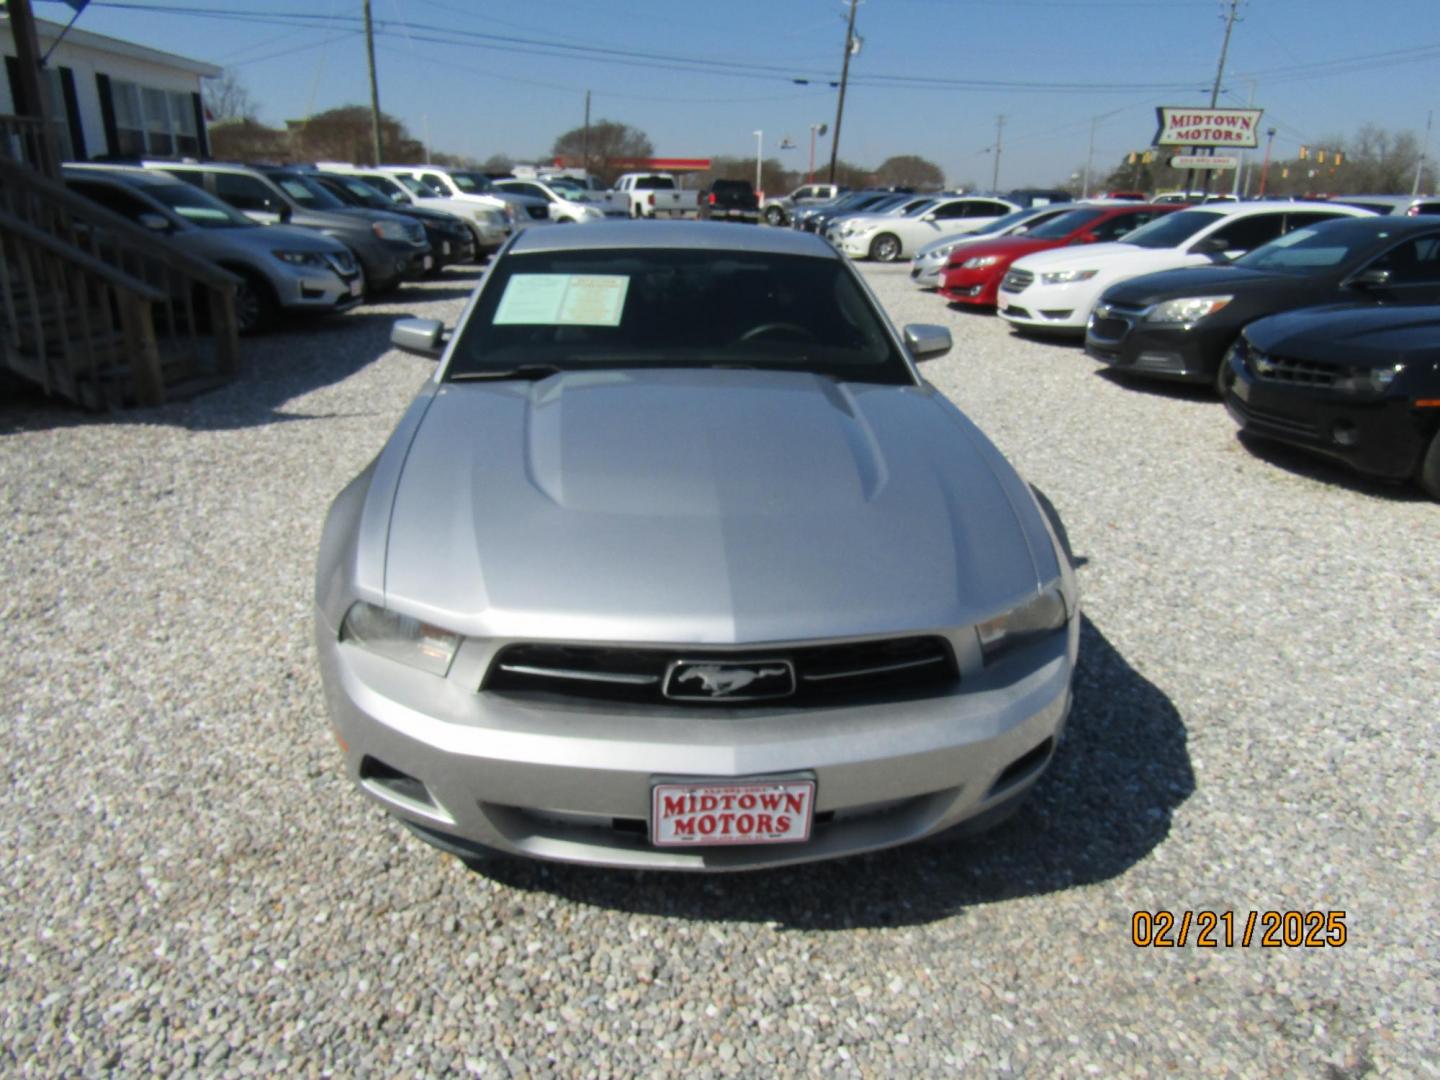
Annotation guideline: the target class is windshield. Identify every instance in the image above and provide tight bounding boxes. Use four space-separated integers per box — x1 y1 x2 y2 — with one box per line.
319 175 390 209
1026 208 1107 240
1233 220 1390 273
449 171 496 193
357 174 408 203
143 181 255 229
273 174 345 210
1121 209 1224 249
447 249 911 385
548 179 586 196
634 176 676 190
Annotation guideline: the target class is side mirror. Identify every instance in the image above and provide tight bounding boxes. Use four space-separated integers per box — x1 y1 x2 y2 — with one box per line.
1347 267 1392 289
922 212 937 222
137 212 170 232
391 317 445 355
903 323 952 362
1190 235 1230 256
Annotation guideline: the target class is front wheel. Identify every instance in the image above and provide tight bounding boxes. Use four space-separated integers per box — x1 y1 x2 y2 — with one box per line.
229 269 277 335
869 233 902 262
1418 428 1440 500
764 205 786 227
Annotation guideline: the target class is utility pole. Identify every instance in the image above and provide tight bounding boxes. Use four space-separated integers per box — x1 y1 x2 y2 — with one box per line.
1082 115 1099 199
828 0 859 184
1198 0 1242 197
992 115 1005 192
363 0 383 164
582 90 591 172
1413 110 1433 197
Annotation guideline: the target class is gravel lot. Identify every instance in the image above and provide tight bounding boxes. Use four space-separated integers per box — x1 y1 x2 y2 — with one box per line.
2 254 1436 1077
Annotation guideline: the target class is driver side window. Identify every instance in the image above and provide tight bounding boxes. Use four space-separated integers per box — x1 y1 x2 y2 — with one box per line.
1205 214 1285 253
214 173 277 212
1367 236 1440 284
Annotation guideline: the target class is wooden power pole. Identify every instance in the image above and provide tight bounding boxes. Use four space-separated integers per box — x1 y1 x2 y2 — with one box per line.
827 0 859 184
363 0 383 164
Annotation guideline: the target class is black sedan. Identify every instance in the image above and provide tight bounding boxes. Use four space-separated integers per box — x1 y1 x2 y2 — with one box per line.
1221 304 1440 498
1086 216 1440 393
312 172 475 273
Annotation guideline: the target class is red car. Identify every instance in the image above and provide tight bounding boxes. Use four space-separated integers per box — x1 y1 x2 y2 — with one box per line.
937 203 1177 308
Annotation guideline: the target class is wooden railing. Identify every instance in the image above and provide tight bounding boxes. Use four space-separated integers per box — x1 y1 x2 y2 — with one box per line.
0 154 242 408
0 113 64 179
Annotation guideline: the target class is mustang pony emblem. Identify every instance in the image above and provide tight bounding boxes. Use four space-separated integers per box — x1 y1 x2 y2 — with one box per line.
674 665 790 698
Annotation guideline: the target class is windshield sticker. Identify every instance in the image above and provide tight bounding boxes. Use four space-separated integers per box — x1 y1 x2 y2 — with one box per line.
494 274 629 326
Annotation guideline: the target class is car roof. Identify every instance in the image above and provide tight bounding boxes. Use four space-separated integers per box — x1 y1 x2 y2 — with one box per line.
1167 200 1372 218
65 163 177 187
508 220 841 258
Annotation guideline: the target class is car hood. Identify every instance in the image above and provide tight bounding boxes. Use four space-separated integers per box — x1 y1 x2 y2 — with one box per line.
382 369 1053 644
1245 303 1440 365
245 224 349 253
1101 265 1303 305
1013 240 1176 271
950 236 1065 263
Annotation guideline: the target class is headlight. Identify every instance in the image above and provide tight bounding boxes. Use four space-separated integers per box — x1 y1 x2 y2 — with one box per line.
976 587 1068 665
272 250 326 267
1144 296 1233 324
960 255 1002 270
584 206 604 219
371 220 409 241
928 244 956 261
1040 269 1099 285
339 601 461 676
1333 364 1404 395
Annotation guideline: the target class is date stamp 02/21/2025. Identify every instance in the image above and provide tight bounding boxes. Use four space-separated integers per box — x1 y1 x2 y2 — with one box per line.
1131 910 1348 949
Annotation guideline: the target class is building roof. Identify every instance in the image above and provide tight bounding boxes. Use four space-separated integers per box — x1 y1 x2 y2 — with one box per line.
1 15 222 78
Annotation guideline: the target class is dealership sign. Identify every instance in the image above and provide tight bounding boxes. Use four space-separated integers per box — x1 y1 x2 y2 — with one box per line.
1170 154 1240 170
1154 107 1264 148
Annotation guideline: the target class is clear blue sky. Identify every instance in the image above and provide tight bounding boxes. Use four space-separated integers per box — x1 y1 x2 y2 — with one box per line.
40 0 1440 187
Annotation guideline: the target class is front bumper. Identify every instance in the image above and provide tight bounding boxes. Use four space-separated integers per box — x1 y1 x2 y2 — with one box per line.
317 619 1078 871
910 258 945 288
1224 356 1435 480
271 260 364 312
997 280 1096 333
938 267 1003 307
1085 304 1230 383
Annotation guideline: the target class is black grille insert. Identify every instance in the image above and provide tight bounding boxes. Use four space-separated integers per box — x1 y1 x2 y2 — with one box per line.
484 636 958 706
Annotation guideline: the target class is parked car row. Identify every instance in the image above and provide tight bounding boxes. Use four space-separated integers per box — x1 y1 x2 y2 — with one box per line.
910 197 1440 498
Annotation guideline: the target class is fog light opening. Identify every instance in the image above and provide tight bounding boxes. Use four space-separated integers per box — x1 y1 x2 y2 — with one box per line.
360 755 437 810
1331 420 1359 447
989 737 1055 796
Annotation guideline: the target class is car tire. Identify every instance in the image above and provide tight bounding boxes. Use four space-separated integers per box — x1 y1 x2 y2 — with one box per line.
1418 428 1440 500
1214 338 1238 396
765 205 786 227
226 267 278 335
869 233 902 262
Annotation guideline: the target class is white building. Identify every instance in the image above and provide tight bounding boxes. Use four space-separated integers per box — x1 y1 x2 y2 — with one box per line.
1 14 219 161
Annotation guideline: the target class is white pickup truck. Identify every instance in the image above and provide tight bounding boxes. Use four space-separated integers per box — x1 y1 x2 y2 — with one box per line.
612 173 699 219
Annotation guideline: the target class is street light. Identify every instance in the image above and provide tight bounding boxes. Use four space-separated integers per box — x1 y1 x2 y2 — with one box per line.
753 130 763 194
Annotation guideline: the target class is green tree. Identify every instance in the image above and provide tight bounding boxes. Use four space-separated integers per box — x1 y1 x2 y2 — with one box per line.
208 118 289 163
873 154 944 189
288 105 424 165
551 120 653 182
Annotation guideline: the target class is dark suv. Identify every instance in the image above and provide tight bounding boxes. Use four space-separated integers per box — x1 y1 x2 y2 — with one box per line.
148 162 430 294
698 178 760 223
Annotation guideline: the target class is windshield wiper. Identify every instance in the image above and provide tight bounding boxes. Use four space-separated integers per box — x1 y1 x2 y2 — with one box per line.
449 364 563 382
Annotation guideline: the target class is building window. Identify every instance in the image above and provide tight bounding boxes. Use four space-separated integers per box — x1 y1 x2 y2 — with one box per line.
110 79 198 158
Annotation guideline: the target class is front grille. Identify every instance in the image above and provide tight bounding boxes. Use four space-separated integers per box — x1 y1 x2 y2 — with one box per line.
1001 268 1034 292
1089 316 1130 340
1246 350 1338 387
484 636 958 707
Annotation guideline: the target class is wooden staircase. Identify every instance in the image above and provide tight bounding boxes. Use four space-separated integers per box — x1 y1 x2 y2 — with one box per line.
0 122 242 410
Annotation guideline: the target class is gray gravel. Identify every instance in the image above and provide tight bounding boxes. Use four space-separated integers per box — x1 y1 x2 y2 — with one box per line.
2 258 1436 1077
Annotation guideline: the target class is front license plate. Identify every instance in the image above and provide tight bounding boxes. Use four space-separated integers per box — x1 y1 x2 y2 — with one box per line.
441 241 451 256
651 779 815 847
348 278 362 297
423 255 434 270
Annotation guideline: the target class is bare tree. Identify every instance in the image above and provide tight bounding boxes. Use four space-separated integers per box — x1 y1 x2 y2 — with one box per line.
551 120 652 182
202 70 256 123
873 154 945 190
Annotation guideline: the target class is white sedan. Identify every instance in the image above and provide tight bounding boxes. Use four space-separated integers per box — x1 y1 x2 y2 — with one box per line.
996 201 1374 335
910 204 1084 289
838 196 1020 262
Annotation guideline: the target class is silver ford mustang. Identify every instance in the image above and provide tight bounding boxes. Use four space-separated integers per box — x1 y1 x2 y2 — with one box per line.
316 221 1079 871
